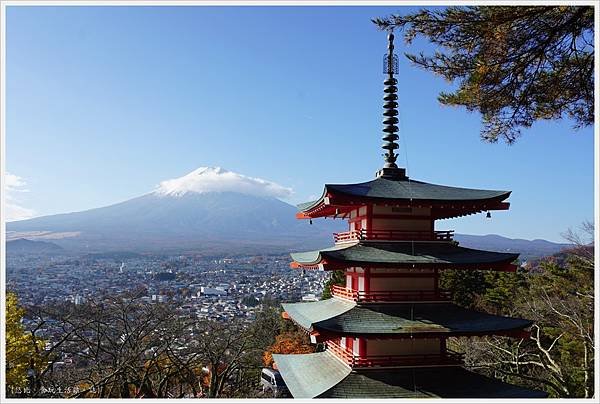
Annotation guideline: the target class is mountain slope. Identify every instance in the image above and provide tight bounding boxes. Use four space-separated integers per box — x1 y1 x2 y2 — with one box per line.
7 168 344 254
7 192 344 252
6 167 567 258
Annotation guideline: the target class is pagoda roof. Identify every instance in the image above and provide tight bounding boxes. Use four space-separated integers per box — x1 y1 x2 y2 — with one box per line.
320 366 547 398
283 299 532 336
272 352 351 398
274 352 546 398
297 176 511 219
290 241 518 271
282 296 355 330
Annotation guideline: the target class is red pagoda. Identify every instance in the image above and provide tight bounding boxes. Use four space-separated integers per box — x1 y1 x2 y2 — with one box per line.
272 33 546 399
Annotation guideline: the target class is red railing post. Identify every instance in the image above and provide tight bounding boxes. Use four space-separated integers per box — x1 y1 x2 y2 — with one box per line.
332 285 451 303
335 229 454 243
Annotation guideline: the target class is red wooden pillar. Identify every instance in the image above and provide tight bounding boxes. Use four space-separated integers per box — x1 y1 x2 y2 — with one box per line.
358 337 367 357
364 267 371 294
346 337 354 352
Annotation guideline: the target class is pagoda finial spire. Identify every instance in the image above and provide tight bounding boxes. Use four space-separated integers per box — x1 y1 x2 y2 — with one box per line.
376 31 407 180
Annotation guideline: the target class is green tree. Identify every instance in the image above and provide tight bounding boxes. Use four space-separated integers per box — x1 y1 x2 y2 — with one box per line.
440 269 487 308
373 6 594 143
321 270 345 300
479 269 528 314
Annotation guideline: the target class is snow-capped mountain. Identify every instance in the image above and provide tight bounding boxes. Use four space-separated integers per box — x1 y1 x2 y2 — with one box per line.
154 166 293 198
6 167 343 254
6 167 568 258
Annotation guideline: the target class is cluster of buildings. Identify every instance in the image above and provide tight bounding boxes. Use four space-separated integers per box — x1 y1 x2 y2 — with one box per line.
6 252 328 323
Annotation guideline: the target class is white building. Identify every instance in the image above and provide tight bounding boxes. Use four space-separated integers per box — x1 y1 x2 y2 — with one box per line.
200 287 227 296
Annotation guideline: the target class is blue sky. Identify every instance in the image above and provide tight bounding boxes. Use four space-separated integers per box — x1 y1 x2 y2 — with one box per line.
5 6 595 242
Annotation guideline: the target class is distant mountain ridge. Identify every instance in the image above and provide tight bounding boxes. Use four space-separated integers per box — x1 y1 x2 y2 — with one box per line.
6 167 569 259
454 234 570 261
6 238 64 254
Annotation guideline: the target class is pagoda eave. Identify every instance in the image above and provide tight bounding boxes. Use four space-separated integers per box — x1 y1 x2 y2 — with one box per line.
298 196 510 220
291 259 517 272
309 328 532 340
296 181 512 220
273 352 547 398
282 300 532 338
288 326 530 343
290 242 519 272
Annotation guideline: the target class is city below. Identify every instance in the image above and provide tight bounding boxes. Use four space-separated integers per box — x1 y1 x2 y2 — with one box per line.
7 250 326 323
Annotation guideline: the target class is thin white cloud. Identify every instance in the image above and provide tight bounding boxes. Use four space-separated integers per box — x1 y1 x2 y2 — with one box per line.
6 173 28 189
4 172 35 221
154 167 293 199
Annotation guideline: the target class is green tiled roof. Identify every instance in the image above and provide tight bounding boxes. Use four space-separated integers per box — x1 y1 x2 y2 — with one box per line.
297 200 318 211
282 298 355 330
317 367 548 398
275 352 546 398
312 302 532 335
273 352 351 398
299 176 510 211
291 241 518 267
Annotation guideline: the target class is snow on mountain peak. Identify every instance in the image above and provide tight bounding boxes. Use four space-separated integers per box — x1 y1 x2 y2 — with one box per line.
154 167 293 198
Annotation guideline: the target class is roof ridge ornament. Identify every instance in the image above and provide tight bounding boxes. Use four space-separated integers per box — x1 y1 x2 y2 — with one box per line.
376 31 408 181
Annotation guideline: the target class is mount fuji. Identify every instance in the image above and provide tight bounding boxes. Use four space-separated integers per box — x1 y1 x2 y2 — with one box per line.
6 167 344 254
6 167 569 258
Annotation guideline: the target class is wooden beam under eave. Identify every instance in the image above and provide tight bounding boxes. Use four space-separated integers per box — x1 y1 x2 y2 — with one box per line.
296 211 312 219
290 261 323 270
496 201 510 210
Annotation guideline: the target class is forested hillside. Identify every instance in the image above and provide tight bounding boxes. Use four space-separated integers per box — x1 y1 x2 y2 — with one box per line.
441 222 594 398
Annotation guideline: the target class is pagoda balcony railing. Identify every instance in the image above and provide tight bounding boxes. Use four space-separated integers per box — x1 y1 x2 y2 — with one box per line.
326 342 464 368
331 285 451 302
333 229 454 244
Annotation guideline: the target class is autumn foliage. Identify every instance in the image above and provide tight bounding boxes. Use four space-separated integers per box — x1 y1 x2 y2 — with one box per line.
262 332 315 367
5 292 45 390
